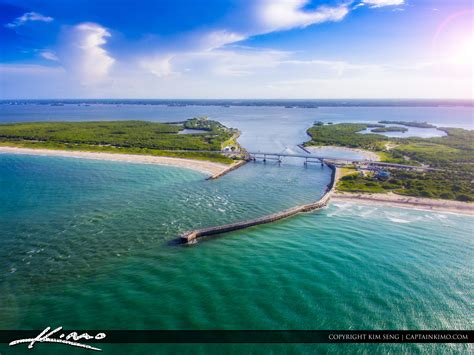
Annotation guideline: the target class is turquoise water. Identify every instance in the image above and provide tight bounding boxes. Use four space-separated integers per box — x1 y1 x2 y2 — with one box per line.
1 103 473 353
0 154 472 354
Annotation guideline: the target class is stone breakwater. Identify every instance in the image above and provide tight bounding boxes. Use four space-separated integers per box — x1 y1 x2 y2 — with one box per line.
180 164 337 243
207 160 247 180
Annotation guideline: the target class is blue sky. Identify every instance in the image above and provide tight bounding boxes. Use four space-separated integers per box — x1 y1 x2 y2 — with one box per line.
0 0 473 99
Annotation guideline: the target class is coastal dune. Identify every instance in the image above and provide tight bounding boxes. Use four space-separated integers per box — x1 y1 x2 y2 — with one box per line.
0 147 234 177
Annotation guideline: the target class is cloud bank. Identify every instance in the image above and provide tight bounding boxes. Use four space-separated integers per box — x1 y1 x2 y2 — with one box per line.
2 0 470 100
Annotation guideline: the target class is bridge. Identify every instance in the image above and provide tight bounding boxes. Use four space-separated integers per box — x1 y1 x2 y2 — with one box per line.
245 151 440 171
156 148 440 171
248 151 327 166
178 150 440 243
177 148 443 243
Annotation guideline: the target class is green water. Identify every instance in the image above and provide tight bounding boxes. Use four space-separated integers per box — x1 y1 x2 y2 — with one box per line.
0 154 472 354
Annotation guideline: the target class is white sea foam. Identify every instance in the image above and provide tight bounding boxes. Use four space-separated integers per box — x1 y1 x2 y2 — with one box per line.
387 217 411 224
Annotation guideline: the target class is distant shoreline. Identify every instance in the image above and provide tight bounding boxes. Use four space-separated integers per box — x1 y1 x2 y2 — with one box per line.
2 98 473 108
332 192 474 216
0 146 233 177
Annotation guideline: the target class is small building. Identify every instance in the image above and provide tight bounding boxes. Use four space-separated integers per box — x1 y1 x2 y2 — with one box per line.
375 170 391 180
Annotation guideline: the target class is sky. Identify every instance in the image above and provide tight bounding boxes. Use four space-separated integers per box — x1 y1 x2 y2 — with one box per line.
0 0 473 99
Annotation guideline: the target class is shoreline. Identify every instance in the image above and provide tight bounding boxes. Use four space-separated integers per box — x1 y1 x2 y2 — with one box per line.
332 192 474 216
0 146 234 177
304 145 380 161
2 146 472 216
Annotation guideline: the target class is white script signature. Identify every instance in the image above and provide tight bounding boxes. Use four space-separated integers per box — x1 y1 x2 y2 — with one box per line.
9 326 106 351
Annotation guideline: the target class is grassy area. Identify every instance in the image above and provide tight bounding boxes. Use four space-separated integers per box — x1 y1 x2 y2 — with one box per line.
0 140 235 164
0 119 236 150
305 123 388 150
0 119 240 164
338 170 474 201
305 123 474 167
305 122 474 201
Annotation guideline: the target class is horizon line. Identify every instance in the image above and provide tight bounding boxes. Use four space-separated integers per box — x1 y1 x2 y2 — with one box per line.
1 98 473 101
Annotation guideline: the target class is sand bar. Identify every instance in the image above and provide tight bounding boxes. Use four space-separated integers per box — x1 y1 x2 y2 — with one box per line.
0 147 232 177
332 192 474 216
305 145 380 161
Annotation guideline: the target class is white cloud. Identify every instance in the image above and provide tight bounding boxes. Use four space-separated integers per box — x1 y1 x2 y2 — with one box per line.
6 0 468 99
188 48 290 77
60 23 115 85
201 30 246 50
282 59 383 77
140 55 178 77
136 1 351 80
2 58 471 99
361 0 405 8
255 0 349 33
40 50 59 61
139 47 288 78
5 12 53 28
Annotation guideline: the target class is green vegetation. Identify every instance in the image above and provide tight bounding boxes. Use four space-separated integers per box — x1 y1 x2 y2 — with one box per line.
305 123 388 150
338 170 473 202
305 123 474 168
394 128 474 169
0 119 241 164
378 120 436 128
0 120 233 150
371 126 408 133
305 122 474 201
183 117 229 133
184 117 241 151
0 140 233 164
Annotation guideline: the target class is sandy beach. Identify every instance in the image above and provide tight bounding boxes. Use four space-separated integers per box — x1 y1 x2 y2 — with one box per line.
305 145 380 161
332 192 474 216
0 147 233 177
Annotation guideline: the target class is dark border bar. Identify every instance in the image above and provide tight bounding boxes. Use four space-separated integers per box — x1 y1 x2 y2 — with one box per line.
1 330 472 344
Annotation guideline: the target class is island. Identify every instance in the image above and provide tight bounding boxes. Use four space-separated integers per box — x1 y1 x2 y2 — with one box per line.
304 122 474 203
378 120 437 128
370 126 408 133
0 117 245 178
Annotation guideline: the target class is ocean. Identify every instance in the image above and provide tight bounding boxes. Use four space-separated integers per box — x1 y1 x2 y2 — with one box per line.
0 101 472 353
